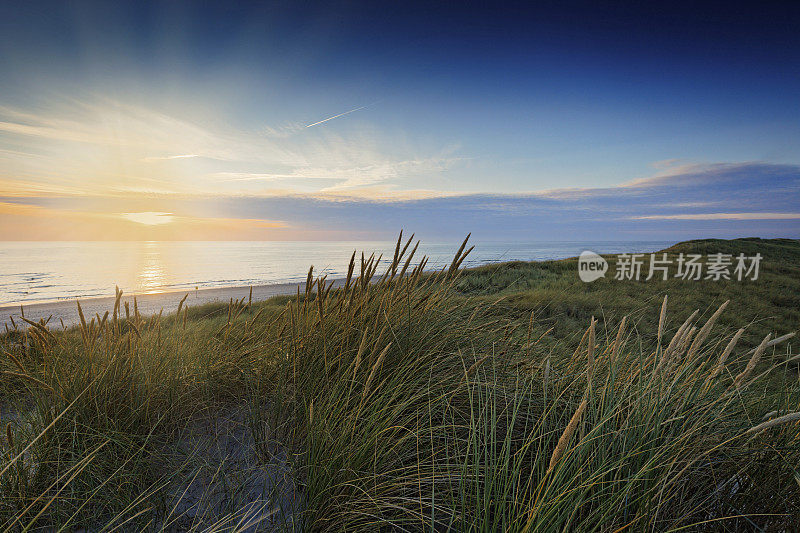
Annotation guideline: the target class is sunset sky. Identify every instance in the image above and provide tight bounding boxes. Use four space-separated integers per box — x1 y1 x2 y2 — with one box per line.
1 1 798 241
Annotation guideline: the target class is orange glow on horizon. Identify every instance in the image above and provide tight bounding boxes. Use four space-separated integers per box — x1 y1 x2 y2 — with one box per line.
0 201 291 240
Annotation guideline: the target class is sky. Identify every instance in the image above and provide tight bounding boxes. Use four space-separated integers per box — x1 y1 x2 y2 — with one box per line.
0 0 798 241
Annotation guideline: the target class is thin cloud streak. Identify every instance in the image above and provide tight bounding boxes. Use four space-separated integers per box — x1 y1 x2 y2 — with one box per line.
631 212 800 220
214 172 303 182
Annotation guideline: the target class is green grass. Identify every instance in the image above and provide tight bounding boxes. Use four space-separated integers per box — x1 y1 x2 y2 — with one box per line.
456 237 800 349
1 236 798 531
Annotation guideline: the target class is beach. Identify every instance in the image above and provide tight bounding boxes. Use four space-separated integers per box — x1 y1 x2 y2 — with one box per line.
0 241 673 308
0 280 344 330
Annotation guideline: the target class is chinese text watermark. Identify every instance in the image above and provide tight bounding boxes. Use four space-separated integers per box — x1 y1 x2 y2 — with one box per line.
579 252 761 282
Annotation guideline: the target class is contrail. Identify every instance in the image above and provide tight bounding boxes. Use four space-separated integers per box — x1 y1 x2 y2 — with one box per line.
305 104 371 128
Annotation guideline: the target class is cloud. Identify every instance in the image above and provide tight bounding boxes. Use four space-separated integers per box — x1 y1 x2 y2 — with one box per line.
631 213 800 220
0 97 459 196
210 156 462 191
121 212 175 225
1 161 798 241
213 172 333 182
195 161 800 240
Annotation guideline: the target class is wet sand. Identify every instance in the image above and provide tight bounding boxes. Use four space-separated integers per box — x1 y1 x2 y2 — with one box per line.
1 280 344 330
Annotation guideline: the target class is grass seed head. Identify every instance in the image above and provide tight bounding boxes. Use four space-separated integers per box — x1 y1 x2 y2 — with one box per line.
547 396 589 475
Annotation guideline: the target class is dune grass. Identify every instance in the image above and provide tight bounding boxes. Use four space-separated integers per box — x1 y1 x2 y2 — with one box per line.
1 235 798 531
455 238 800 351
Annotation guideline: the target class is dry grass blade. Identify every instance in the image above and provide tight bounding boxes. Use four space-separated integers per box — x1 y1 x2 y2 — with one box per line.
352 328 370 380
760 410 785 423
361 342 392 402
587 317 596 372
447 233 473 278
397 240 420 281
676 326 697 358
734 333 771 389
547 396 589 475
741 332 796 357
399 232 415 258
112 288 122 329
610 316 627 363
20 317 50 335
571 327 592 361
389 230 404 279
4 350 26 372
305 266 314 297
747 411 800 436
543 355 550 385
464 354 491 379
686 300 729 359
659 309 699 368
657 294 668 346
3 371 55 393
344 250 356 293
177 293 189 316
76 300 87 332
710 328 744 379
97 311 109 332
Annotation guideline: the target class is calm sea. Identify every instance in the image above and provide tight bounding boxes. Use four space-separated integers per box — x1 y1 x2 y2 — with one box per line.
0 240 673 306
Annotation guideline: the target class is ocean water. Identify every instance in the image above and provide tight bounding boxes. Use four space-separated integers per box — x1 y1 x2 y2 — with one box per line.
0 240 673 306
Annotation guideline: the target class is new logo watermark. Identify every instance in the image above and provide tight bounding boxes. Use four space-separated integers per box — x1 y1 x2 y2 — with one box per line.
578 252 762 282
578 251 608 282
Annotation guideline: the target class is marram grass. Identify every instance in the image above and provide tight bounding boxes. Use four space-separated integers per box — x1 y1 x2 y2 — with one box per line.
0 234 798 531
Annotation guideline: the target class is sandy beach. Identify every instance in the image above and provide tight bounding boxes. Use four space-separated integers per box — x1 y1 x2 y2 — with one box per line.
0 280 344 331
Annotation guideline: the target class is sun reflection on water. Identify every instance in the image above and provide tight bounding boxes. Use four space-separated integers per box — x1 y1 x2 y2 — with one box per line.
137 241 166 293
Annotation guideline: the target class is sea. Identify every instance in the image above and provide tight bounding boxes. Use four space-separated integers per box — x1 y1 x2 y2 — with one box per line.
0 240 673 306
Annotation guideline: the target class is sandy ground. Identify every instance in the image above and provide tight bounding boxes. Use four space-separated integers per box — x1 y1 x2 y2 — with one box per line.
1 280 345 331
159 404 301 531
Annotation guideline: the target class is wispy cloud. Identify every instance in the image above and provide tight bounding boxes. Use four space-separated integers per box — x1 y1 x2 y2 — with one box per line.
210 155 462 191
0 97 455 197
213 172 331 182
120 211 175 225
631 212 800 220
4 162 798 241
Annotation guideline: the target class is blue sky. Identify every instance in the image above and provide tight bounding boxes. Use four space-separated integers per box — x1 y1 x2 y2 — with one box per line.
0 1 798 240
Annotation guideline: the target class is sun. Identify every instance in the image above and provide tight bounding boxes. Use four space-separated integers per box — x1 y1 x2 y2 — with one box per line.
121 212 175 225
